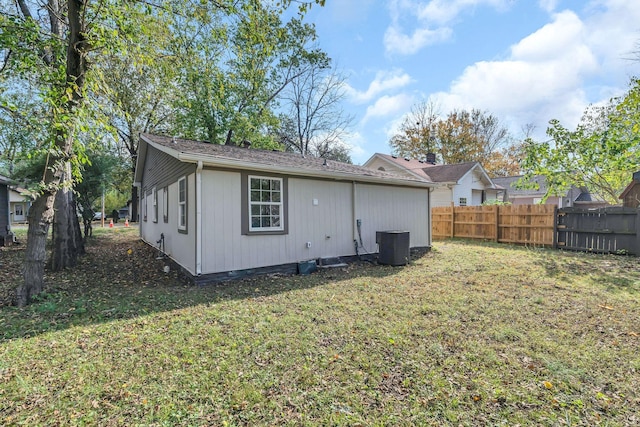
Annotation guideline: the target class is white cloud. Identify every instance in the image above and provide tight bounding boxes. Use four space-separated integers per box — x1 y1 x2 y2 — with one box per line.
362 93 415 123
384 26 452 56
346 69 414 103
538 0 559 13
427 4 640 139
384 0 513 55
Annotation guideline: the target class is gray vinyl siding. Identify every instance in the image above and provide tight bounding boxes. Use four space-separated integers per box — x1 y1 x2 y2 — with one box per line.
141 145 196 191
0 184 8 237
140 174 196 274
200 171 354 274
199 170 430 275
355 183 430 250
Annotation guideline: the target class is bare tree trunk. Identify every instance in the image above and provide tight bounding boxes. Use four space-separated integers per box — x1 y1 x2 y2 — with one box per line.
16 191 56 307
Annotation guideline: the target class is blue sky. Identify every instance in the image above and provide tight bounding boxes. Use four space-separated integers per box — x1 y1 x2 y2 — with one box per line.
305 0 640 164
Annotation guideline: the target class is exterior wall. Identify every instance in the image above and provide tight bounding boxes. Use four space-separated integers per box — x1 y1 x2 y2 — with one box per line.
431 186 453 207
196 170 431 275
355 183 430 251
622 183 640 208
200 172 355 274
0 184 9 238
140 146 432 276
9 190 28 223
140 176 196 274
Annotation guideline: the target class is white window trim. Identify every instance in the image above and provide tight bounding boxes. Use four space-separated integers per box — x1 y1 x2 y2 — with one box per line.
163 187 169 223
152 187 158 223
248 175 284 232
142 188 148 222
178 177 187 231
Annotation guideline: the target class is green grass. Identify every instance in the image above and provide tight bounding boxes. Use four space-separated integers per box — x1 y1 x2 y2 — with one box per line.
1 232 639 426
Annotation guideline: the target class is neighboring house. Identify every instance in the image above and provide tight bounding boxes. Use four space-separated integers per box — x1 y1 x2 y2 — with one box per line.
492 175 608 208
619 171 640 208
134 134 435 282
0 175 12 246
9 186 30 224
363 153 500 207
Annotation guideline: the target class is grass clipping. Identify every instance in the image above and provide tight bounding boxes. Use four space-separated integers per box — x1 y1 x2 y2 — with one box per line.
1 230 640 426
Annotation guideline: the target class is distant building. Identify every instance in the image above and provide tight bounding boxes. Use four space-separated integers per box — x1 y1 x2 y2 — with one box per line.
619 171 640 208
363 154 500 207
492 175 608 209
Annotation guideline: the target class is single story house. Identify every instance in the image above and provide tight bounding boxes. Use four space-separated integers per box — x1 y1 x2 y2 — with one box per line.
9 186 30 224
0 175 12 246
134 134 436 283
619 171 640 208
492 175 608 208
363 153 500 207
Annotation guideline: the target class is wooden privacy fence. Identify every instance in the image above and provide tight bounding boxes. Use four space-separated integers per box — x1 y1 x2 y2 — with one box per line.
432 204 556 246
556 207 640 255
432 204 640 254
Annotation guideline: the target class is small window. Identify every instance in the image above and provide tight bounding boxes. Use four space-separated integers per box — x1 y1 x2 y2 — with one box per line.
15 204 23 216
142 188 148 221
249 176 283 232
378 166 385 171
163 187 169 223
178 177 187 231
459 197 467 206
152 187 158 223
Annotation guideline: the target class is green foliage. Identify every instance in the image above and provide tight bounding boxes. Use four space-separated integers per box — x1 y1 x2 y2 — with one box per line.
522 78 640 204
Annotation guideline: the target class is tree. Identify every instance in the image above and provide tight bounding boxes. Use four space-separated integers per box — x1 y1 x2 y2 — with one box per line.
171 1 328 148
75 152 124 238
96 54 177 222
390 105 512 169
277 64 353 162
521 78 640 204
436 109 509 165
2 0 326 305
389 100 440 161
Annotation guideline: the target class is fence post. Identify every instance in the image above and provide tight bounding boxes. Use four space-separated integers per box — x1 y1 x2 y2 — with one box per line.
635 209 640 255
450 201 455 238
494 204 499 242
553 206 559 249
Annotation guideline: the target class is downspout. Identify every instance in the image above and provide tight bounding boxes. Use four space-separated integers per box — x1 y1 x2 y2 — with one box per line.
195 161 203 275
352 181 358 254
428 187 433 247
133 182 141 237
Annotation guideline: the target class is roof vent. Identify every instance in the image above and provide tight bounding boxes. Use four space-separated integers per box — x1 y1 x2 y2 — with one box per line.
425 153 436 164
404 157 410 161
172 136 177 144
241 140 252 148
391 155 397 159
323 158 327 166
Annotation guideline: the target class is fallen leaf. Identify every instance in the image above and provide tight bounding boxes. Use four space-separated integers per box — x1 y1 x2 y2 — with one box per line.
543 381 553 390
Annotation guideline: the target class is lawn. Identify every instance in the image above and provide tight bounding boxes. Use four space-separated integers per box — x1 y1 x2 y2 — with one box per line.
1 228 639 426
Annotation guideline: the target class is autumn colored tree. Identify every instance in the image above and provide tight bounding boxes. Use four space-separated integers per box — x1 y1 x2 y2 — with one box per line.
390 105 514 172
389 100 440 161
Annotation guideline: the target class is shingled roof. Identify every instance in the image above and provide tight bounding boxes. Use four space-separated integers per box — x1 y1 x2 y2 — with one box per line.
369 154 488 184
137 134 434 187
